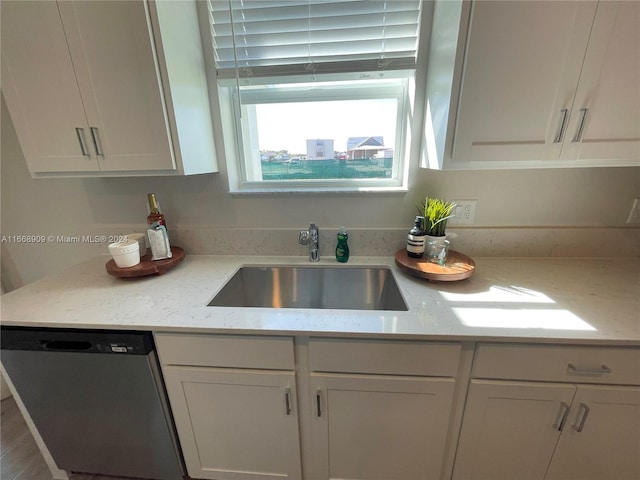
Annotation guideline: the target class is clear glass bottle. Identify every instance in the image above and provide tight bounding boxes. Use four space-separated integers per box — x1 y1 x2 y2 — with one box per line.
406 216 425 258
147 193 167 230
335 226 350 263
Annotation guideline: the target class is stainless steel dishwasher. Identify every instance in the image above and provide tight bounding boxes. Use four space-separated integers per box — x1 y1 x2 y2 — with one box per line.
0 327 185 480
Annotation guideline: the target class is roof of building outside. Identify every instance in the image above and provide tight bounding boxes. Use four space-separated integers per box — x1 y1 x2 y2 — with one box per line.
347 136 384 150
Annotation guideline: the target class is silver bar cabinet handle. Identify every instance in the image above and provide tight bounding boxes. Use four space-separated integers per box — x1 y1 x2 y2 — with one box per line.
568 363 612 375
554 109 569 143
75 128 90 156
90 127 104 156
572 108 588 142
572 403 590 432
316 389 322 417
284 388 292 415
553 402 570 431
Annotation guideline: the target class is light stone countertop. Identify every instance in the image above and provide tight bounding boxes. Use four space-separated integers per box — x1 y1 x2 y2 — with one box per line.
1 254 638 346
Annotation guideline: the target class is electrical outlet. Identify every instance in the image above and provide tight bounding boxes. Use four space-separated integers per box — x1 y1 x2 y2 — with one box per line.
449 200 477 225
627 198 640 224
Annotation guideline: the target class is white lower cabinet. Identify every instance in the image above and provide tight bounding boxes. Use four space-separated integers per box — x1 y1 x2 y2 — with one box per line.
162 367 302 480
452 380 576 480
452 344 640 480
545 385 640 480
155 333 302 480
310 373 456 480
156 333 638 480
307 337 461 480
155 333 462 480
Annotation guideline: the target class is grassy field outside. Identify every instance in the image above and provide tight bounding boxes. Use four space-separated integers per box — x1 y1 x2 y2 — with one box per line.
261 158 392 180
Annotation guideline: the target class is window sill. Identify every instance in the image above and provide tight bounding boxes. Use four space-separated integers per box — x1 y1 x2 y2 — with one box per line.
227 185 409 196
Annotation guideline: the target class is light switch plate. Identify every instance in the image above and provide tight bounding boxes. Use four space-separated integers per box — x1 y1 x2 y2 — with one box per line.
449 200 477 225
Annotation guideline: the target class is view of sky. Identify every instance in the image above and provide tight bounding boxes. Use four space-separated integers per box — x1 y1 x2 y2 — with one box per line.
254 98 397 154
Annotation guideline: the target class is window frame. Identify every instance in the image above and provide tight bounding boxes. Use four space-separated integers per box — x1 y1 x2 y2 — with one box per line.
219 76 414 193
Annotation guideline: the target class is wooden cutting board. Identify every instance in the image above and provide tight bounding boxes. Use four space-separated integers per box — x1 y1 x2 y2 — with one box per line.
394 248 475 282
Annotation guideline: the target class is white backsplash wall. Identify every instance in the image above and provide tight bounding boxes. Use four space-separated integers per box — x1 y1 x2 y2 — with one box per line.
2 98 639 288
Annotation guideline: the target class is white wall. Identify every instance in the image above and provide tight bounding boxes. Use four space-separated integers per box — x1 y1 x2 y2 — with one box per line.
2 97 639 287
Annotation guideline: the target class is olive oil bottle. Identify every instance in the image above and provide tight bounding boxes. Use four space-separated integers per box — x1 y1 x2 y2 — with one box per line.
147 193 167 230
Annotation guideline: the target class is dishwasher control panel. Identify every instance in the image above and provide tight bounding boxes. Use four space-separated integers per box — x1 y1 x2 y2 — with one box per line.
1 327 154 355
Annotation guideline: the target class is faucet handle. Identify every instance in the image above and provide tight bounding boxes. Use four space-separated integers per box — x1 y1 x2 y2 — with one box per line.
299 230 310 245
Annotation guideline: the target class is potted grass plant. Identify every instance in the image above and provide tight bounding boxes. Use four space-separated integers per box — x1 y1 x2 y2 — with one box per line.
418 197 456 264
419 197 457 237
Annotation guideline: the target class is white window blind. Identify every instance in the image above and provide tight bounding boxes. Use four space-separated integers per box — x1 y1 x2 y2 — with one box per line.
208 0 423 80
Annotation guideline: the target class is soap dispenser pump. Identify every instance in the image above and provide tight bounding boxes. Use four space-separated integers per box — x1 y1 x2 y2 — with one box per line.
335 226 350 263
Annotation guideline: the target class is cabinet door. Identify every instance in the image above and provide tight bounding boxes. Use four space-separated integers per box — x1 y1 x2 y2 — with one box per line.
452 380 576 480
310 373 456 480
58 1 175 172
545 385 640 480
0 1 98 173
451 1 597 167
163 366 302 480
560 1 640 165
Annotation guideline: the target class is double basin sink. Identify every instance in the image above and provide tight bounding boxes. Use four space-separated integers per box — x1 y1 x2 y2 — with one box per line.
208 266 408 311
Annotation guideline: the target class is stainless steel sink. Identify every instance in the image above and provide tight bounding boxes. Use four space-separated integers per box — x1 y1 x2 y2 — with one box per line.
208 266 408 311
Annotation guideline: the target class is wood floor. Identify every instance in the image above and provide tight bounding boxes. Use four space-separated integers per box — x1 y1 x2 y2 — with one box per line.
1 397 136 480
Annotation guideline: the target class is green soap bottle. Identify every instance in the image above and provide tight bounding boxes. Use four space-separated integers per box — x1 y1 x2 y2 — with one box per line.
335 226 350 263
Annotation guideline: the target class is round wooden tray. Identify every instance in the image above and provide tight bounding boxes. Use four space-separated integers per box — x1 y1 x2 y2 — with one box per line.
394 248 475 282
106 246 185 278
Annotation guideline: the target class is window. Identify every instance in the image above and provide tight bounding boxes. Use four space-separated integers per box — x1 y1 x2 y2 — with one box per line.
208 0 424 192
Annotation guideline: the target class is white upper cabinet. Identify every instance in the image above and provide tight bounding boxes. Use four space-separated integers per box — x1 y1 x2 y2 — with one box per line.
559 1 640 164
423 0 640 170
1 1 98 173
1 0 218 177
452 1 596 167
57 1 174 173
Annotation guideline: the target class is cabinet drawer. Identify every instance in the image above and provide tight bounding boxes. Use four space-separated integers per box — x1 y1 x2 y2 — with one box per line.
309 338 461 377
473 344 640 385
155 333 294 370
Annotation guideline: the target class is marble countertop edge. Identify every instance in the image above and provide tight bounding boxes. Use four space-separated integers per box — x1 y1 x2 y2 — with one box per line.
1 254 638 347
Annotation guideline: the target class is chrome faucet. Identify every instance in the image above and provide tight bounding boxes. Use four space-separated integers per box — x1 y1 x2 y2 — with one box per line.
299 223 320 262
